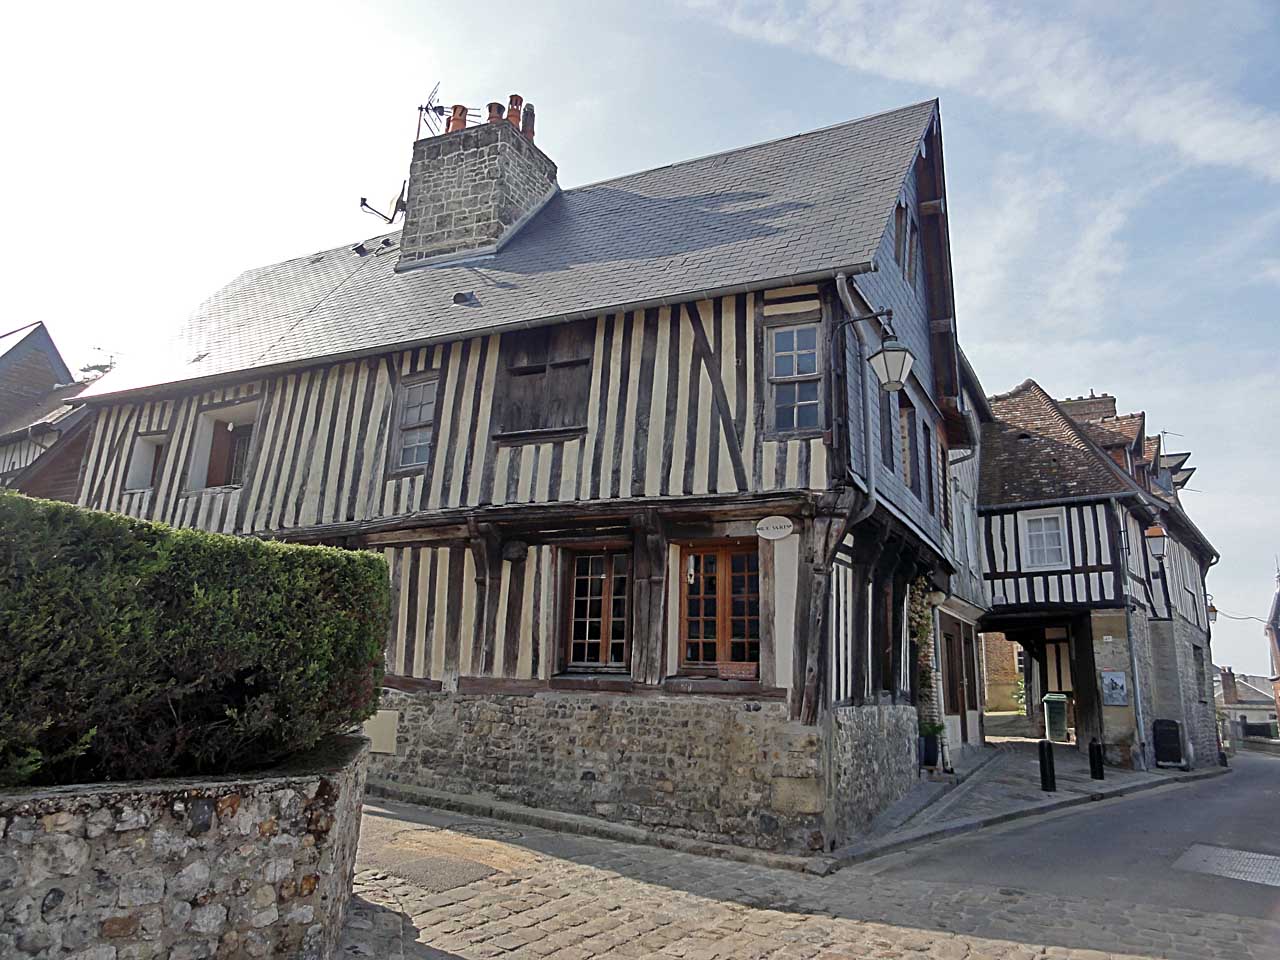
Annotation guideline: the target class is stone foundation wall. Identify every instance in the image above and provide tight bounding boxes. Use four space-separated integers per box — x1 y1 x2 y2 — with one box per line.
823 704 918 848
0 735 368 960
369 690 830 853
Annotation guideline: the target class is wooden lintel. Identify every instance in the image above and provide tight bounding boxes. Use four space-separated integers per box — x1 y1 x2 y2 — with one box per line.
929 317 955 334
920 197 945 217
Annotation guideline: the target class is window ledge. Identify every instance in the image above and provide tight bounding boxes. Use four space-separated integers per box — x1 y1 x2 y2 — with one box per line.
762 429 825 443
382 675 444 694
180 483 243 497
661 677 785 698
493 426 587 446
549 674 634 693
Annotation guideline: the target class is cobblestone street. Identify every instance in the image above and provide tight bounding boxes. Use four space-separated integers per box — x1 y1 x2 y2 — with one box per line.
339 798 1280 960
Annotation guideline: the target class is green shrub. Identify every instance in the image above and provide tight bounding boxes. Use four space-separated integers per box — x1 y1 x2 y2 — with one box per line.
0 493 388 787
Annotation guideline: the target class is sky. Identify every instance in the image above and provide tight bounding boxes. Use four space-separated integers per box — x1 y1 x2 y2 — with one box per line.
3 0 1277 673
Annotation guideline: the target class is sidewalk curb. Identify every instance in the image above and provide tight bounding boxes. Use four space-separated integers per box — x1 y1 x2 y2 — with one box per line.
858 747 1005 840
825 764 1231 871
366 778 827 876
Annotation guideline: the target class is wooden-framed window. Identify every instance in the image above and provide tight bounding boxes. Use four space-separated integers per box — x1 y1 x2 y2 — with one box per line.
878 389 895 467
124 434 167 491
899 393 920 497
393 375 438 470
565 550 630 670
922 423 935 514
495 319 594 440
767 323 822 434
206 422 253 487
1018 507 1068 570
680 544 760 673
940 434 952 529
906 219 919 286
893 202 907 266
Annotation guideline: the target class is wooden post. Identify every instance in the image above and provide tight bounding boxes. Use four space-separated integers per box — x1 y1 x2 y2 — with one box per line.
467 518 503 677
799 488 859 724
630 509 667 686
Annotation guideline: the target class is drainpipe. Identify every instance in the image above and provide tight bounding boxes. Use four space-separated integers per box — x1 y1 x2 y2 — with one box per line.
1120 519 1151 771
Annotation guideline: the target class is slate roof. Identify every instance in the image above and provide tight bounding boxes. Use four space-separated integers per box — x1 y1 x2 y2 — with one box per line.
82 100 940 401
1214 669 1276 705
979 380 1135 506
0 381 90 441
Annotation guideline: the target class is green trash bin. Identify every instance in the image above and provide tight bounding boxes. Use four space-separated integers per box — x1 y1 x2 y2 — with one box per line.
1043 693 1069 742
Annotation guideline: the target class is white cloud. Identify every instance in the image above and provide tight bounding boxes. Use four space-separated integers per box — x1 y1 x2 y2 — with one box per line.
685 0 1280 182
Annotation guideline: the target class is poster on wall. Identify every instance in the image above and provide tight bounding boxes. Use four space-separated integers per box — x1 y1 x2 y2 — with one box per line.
1101 670 1128 706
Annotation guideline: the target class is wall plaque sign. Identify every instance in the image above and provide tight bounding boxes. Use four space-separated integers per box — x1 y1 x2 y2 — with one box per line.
755 516 794 541
1101 670 1128 706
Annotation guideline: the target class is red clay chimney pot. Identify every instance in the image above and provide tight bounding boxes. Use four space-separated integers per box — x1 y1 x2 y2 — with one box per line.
506 94 523 128
446 104 468 134
486 102 505 124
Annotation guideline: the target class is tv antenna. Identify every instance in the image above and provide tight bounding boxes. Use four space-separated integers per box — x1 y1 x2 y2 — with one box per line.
417 82 446 139
360 180 406 225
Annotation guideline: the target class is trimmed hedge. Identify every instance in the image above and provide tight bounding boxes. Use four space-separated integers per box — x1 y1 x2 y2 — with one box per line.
0 493 388 787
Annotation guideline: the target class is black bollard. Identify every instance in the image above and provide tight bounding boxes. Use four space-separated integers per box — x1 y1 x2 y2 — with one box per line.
1038 738 1056 792
1089 738 1105 780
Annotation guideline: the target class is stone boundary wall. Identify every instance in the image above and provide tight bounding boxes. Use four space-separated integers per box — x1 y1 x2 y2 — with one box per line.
368 690 831 854
824 704 918 848
0 735 368 960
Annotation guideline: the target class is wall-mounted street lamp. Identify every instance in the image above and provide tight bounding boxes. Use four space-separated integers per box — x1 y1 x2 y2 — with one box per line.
867 332 915 393
1206 595 1218 623
1144 522 1169 561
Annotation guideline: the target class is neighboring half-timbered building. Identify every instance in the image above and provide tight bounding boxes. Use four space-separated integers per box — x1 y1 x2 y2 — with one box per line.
0 322 92 502
74 97 977 853
978 381 1218 769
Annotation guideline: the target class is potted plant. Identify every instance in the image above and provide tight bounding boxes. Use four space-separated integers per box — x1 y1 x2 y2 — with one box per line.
919 720 945 768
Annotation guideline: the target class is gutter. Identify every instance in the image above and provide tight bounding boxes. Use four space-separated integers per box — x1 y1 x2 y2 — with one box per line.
80 261 880 406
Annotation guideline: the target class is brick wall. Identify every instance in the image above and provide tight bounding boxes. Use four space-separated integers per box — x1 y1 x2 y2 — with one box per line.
983 634 1019 683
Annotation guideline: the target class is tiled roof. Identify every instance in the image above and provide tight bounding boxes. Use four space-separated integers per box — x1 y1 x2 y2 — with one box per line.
1143 435 1160 463
979 380 1135 506
1078 413 1143 450
82 100 940 401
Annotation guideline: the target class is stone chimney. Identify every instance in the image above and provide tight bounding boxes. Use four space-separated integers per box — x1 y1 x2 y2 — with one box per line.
1221 666 1240 704
1059 392 1117 423
396 94 558 271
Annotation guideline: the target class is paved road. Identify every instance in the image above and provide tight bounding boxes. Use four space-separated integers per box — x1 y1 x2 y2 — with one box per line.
861 750 1280 922
340 759 1280 960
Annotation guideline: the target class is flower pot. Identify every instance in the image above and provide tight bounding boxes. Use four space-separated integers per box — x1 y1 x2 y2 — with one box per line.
717 662 759 681
920 733 940 768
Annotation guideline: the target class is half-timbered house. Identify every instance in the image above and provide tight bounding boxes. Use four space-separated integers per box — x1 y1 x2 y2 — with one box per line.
0 322 92 502
74 97 977 853
978 382 1218 769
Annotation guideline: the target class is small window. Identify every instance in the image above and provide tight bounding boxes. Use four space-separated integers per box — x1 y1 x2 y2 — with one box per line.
565 551 630 670
879 390 895 467
1020 509 1067 569
681 545 760 674
768 323 822 434
205 423 253 487
1015 647 1026 673
940 436 952 529
124 435 167 491
186 399 259 491
906 220 919 285
922 423 935 513
899 394 920 497
1193 645 1207 702
495 320 594 439
394 377 437 470
893 202 907 266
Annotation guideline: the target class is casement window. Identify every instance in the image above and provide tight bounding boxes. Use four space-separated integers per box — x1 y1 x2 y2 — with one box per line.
393 376 438 470
906 220 919 286
495 319 594 439
680 544 760 674
879 390 895 467
767 323 822 434
899 393 920 497
124 434 167 490
186 399 259 491
940 434 952 529
1019 507 1068 570
922 423 935 513
565 551 630 670
894 202 907 266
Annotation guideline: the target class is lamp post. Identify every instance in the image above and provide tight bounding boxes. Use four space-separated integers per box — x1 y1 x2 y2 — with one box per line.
867 333 915 392
1144 522 1168 561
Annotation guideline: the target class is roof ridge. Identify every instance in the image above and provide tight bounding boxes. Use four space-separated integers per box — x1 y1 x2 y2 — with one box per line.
1032 384 1157 502
565 99 939 194
0 320 42 340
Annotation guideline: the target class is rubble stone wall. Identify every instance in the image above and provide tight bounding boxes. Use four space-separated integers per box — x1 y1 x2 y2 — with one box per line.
823 704 918 847
0 736 368 960
368 689 832 854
